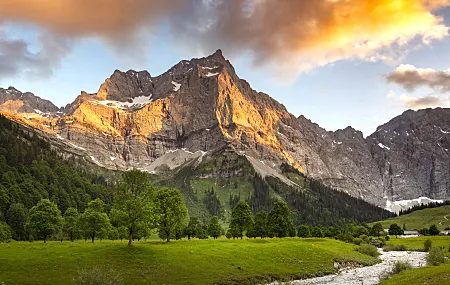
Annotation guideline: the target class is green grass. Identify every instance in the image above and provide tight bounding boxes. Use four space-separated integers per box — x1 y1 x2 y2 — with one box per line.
0 238 379 285
371 205 450 231
379 261 450 285
386 236 450 251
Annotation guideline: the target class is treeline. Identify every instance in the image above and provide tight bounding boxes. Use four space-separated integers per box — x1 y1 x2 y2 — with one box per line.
0 170 192 243
0 183 393 244
0 114 115 224
399 200 450 216
267 164 396 226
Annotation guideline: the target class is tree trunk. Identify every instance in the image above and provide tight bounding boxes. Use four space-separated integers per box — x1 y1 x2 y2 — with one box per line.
44 234 47 243
128 230 133 246
91 233 95 243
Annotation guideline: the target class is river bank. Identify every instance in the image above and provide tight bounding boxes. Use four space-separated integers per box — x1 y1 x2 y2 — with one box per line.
269 249 427 285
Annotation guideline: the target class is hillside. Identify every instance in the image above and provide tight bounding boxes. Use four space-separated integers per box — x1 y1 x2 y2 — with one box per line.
371 205 450 231
0 114 117 230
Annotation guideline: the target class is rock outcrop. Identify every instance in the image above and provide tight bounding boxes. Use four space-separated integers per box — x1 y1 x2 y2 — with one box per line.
1 50 450 207
0 87 61 115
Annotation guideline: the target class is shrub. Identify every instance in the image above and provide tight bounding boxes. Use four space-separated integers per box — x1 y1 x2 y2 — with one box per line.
426 247 445 266
369 239 385 248
353 238 362 245
379 261 413 282
359 234 369 243
424 239 432 252
73 267 123 285
385 236 390 241
383 244 407 252
391 261 413 274
356 244 381 257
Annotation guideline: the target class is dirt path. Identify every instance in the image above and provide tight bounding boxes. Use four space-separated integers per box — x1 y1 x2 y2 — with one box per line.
268 250 426 285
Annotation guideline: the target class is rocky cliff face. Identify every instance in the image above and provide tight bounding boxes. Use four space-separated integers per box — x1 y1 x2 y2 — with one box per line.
1 50 450 207
367 109 450 201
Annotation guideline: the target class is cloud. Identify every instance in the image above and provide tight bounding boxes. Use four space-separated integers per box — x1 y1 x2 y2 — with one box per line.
386 64 450 92
0 28 72 79
387 90 450 109
173 0 450 80
0 0 449 79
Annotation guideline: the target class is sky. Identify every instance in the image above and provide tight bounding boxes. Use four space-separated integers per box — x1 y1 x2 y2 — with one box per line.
1 0 450 136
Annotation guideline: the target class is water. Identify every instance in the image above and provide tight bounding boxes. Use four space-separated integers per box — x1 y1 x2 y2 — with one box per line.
269 250 426 285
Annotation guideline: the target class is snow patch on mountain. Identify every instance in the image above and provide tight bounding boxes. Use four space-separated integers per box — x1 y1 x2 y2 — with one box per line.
386 197 444 213
89 95 153 110
172 81 181 92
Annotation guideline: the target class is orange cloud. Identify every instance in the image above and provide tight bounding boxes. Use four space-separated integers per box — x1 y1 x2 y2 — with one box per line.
0 0 185 39
0 0 449 79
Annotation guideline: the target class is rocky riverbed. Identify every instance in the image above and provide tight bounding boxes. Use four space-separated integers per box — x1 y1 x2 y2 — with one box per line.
269 250 427 285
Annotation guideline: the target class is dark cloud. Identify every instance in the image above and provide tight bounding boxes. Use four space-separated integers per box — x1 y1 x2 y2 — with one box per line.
386 64 450 93
0 29 71 80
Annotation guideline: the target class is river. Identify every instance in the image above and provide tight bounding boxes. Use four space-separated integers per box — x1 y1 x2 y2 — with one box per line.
269 249 427 285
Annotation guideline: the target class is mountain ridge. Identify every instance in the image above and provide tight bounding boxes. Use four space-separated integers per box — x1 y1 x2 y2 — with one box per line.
1 49 449 208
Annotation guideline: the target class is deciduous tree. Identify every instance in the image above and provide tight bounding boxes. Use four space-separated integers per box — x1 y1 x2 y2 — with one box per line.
63 207 79 242
297 225 311 238
27 199 63 243
78 199 110 243
388 223 403 238
253 210 268 239
229 201 253 239
429 224 440 236
110 170 155 245
155 188 188 242
6 203 27 240
207 216 222 239
267 201 292 238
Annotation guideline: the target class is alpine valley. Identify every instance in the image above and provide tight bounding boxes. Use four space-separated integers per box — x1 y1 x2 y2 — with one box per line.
1 50 449 220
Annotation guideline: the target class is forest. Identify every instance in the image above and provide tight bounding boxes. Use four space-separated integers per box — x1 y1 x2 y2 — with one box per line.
0 114 395 243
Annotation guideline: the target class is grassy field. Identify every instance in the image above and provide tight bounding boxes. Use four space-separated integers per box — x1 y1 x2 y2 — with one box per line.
386 235 450 251
371 205 450 231
0 238 379 285
379 261 450 285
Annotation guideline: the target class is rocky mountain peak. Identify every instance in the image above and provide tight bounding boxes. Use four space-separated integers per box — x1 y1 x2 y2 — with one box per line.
0 87 60 115
96 69 154 102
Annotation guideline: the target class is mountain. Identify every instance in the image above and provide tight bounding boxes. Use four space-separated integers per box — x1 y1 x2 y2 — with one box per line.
0 87 61 116
1 50 449 212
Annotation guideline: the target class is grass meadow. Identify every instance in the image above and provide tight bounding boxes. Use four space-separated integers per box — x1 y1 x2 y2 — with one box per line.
0 238 378 285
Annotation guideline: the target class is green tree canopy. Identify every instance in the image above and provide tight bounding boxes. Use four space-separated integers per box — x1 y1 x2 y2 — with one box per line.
6 203 28 241
155 188 188 242
429 224 440 236
63 207 79 242
253 210 268 239
0 221 12 242
370 223 383 237
184 217 203 240
267 201 292 238
388 223 404 237
110 170 155 245
207 216 222 239
229 201 253 239
297 225 311 238
78 198 110 243
27 199 63 243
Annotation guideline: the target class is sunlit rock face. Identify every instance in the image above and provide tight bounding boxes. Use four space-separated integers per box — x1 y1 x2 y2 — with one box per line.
1 50 450 207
